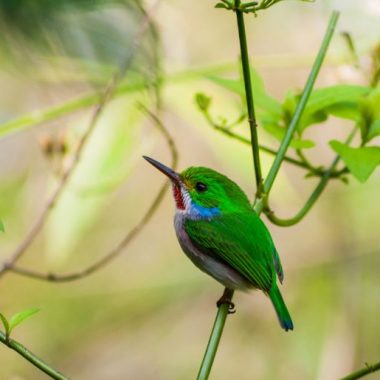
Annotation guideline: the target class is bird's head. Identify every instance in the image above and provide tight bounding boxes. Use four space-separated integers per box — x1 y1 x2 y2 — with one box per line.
144 156 251 214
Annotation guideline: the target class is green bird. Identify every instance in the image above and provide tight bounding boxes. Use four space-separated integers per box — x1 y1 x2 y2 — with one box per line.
144 156 293 331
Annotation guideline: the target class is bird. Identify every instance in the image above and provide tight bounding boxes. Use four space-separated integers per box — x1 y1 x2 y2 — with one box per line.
143 156 293 331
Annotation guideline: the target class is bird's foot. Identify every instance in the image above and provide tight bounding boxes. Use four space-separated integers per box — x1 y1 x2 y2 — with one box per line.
216 297 236 314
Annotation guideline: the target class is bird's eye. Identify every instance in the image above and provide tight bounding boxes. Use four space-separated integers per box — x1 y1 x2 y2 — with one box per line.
195 182 208 193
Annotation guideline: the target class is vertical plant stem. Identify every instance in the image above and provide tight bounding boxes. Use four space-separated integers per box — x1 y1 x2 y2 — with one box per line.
261 11 340 196
197 3 262 378
235 0 263 194
197 288 234 380
197 10 340 380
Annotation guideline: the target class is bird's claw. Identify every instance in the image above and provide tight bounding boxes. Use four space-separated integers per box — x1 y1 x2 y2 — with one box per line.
216 297 236 314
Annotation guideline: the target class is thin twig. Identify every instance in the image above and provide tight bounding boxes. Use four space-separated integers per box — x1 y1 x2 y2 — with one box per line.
211 123 347 176
0 0 161 277
7 108 177 282
0 330 68 380
340 361 380 380
264 126 356 226
259 11 340 201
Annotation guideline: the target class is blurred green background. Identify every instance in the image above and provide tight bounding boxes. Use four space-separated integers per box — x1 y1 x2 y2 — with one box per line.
0 0 379 379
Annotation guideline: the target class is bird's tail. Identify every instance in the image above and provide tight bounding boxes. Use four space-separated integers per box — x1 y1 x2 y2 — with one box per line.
269 284 294 332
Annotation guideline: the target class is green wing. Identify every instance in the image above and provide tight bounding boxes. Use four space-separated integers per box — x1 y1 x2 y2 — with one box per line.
184 212 282 291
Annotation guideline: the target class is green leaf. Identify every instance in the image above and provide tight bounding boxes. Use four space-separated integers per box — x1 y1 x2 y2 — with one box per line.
358 89 380 143
195 93 211 111
0 220 4 232
9 308 40 335
0 313 10 337
367 118 380 141
306 85 371 116
261 120 315 149
207 66 282 116
295 85 372 131
324 102 362 121
215 3 230 9
46 96 140 261
329 140 380 183
207 75 243 95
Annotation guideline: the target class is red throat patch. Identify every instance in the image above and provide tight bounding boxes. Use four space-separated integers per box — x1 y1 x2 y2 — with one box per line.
173 185 185 210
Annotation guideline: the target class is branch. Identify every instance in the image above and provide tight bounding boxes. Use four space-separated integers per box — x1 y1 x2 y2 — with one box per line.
211 123 347 176
235 0 263 194
0 0 161 277
340 362 380 380
264 126 356 226
260 11 340 201
197 10 340 380
0 331 68 380
5 108 177 282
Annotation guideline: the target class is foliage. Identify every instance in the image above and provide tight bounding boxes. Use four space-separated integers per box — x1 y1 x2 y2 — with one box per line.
0 308 40 340
196 70 380 183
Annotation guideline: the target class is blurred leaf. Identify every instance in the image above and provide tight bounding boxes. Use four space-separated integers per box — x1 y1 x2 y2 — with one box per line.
207 66 282 115
46 95 142 261
261 119 315 149
296 85 371 131
330 140 380 183
358 89 380 143
0 0 160 85
195 93 211 111
0 175 26 229
215 2 231 10
305 85 371 116
0 220 4 232
0 75 148 139
367 119 380 141
9 308 40 335
0 313 10 336
324 102 362 121
207 75 243 94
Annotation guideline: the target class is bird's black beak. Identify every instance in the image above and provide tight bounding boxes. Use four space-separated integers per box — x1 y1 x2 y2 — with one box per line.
143 156 181 185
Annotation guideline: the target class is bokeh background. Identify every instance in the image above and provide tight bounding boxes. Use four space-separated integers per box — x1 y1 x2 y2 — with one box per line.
0 0 379 379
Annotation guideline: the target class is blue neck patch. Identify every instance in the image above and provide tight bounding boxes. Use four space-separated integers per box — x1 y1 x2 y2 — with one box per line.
188 201 220 220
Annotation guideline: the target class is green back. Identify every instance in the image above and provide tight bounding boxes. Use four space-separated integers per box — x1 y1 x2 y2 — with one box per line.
184 210 283 291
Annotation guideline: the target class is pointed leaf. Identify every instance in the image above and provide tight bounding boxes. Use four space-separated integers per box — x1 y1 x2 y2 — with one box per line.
261 119 315 149
367 119 380 141
207 75 243 95
207 66 282 116
0 313 10 336
329 141 380 183
9 308 40 334
215 3 229 9
295 85 372 131
195 93 211 111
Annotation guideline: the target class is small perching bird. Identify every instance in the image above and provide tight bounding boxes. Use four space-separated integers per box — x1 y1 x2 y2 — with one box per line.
144 156 293 331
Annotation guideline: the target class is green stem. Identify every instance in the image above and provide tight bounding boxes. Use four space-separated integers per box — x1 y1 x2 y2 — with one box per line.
197 11 340 380
235 0 263 194
340 362 380 380
196 289 234 380
265 166 335 226
0 331 68 380
261 11 340 196
0 53 345 139
264 125 356 226
210 123 347 175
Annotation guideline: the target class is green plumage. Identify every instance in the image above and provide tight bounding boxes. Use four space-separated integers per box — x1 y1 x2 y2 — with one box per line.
184 211 292 331
144 157 294 331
